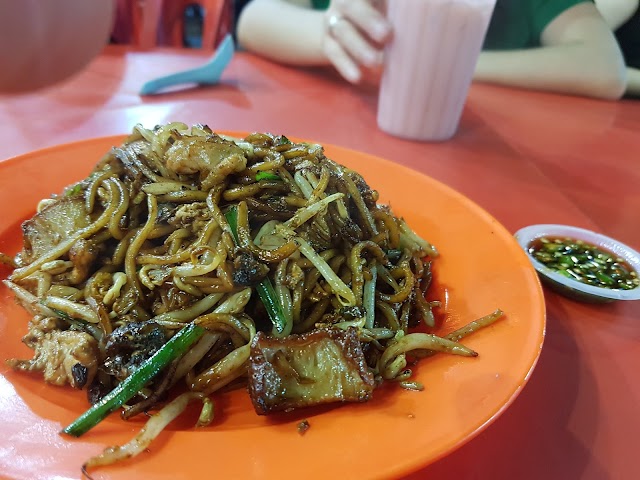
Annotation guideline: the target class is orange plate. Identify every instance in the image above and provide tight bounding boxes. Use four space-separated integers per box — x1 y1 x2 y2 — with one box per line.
0 136 545 480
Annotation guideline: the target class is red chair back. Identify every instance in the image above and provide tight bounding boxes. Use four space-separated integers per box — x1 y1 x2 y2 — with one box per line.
112 0 232 50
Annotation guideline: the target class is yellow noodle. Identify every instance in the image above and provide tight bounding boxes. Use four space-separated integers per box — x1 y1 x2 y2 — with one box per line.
137 218 218 265
124 194 158 301
195 313 253 342
156 191 209 203
246 150 285 173
85 170 117 213
373 209 401 249
107 177 130 240
292 297 330 333
309 167 330 202
172 289 252 383
379 261 415 304
172 275 204 296
348 241 388 306
236 201 298 263
151 293 225 324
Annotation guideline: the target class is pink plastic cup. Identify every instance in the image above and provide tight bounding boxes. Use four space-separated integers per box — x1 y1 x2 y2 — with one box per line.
377 0 496 141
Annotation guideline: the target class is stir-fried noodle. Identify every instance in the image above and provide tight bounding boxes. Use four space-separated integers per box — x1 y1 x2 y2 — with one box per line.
2 124 503 470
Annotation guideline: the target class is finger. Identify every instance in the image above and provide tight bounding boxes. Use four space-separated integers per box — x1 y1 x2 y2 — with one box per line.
331 17 382 68
323 35 362 83
334 0 391 43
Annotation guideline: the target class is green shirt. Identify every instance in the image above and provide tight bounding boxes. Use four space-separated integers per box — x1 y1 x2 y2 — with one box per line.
308 0 590 49
311 0 329 10
483 0 592 49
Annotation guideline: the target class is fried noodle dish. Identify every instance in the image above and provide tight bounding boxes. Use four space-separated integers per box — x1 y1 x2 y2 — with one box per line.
1 124 503 471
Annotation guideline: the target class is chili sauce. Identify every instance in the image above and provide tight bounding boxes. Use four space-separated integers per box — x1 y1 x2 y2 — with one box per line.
529 236 639 290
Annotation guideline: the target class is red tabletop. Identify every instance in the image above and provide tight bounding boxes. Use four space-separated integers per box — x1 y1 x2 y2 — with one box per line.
1 46 639 479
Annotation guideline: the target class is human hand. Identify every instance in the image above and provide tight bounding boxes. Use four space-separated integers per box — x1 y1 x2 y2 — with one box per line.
322 0 392 83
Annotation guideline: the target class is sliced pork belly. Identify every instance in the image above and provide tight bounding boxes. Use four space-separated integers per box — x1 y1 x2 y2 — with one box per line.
248 328 375 415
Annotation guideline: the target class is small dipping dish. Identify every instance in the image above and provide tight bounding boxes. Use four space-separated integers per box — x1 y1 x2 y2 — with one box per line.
514 224 640 303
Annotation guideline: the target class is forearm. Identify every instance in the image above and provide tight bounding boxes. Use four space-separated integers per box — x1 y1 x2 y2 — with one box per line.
625 67 640 96
474 43 626 100
475 2 627 100
594 0 639 29
237 0 328 66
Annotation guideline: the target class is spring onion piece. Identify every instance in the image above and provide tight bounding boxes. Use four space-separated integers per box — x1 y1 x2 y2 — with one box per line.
62 323 205 437
225 206 239 243
225 207 289 335
255 172 281 181
256 280 288 335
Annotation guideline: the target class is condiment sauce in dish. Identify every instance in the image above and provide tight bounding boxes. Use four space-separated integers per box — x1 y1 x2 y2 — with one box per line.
528 236 639 291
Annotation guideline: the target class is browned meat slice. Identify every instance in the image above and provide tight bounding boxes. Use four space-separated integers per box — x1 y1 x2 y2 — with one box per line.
21 315 64 347
7 322 99 389
103 321 168 381
165 136 247 185
20 196 91 264
248 328 375 415
91 146 126 174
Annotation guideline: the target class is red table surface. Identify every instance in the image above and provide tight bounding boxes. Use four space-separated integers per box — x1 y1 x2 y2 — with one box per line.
1 46 639 480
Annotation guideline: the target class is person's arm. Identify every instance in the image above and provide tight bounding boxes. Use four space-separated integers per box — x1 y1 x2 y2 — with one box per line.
236 0 390 83
594 0 640 96
237 0 325 64
625 69 640 95
594 0 639 28
474 2 627 99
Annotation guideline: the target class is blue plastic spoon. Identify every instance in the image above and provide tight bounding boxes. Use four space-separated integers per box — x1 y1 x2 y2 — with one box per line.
139 34 234 95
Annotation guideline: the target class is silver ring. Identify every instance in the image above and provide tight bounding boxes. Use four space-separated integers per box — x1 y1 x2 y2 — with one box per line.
327 13 344 36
